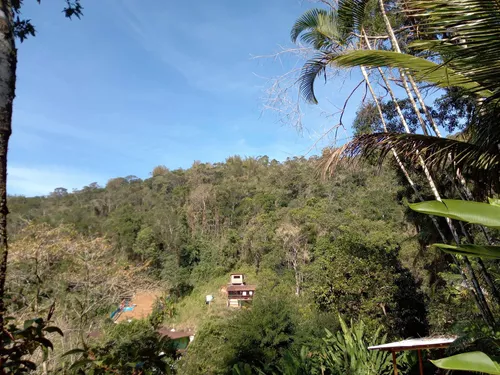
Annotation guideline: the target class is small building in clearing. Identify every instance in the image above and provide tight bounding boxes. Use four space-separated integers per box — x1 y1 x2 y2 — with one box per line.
158 327 194 351
227 273 256 308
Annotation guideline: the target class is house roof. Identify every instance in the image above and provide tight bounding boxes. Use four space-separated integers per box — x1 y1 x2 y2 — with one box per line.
368 336 456 352
227 284 256 292
158 328 194 340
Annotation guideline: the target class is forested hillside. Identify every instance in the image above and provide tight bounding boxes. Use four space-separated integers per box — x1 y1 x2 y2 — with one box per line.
1 0 500 372
5 156 480 373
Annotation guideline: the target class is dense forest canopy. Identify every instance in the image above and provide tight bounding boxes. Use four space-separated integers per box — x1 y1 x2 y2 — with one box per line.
5 155 489 373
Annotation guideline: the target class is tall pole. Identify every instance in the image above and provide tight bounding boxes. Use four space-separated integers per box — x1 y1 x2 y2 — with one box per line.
392 351 398 375
418 349 424 375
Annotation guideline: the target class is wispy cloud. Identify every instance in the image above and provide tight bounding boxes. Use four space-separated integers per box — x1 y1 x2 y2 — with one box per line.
8 165 106 196
116 0 259 95
14 109 95 141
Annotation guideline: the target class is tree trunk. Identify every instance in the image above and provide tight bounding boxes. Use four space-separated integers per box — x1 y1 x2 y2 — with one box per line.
294 267 301 296
462 255 496 326
476 257 500 307
360 67 421 193
377 0 495 326
407 73 441 137
459 221 500 307
0 0 15 346
360 33 448 241
292 246 300 296
377 0 430 135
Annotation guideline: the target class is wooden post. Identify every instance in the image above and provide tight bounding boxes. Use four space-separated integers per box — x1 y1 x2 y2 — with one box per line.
392 351 398 375
418 349 424 375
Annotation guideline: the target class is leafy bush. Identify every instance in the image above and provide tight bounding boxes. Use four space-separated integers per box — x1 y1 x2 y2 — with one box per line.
1 314 62 374
181 293 301 374
67 320 176 375
321 317 393 375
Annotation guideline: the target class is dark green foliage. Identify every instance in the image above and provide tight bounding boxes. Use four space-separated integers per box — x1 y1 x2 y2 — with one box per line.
352 92 473 137
232 347 321 375
431 88 475 133
0 308 62 374
305 235 428 338
149 297 168 329
446 321 500 359
66 320 176 375
321 317 393 375
227 295 297 370
8 156 478 372
13 1 83 42
181 293 302 375
230 316 399 375
149 295 177 328
8 158 439 331
106 204 143 256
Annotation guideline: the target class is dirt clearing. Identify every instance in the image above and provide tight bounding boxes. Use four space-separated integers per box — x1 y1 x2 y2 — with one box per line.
115 290 162 322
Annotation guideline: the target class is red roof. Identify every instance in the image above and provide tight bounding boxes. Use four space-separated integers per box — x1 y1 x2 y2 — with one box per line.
227 284 256 292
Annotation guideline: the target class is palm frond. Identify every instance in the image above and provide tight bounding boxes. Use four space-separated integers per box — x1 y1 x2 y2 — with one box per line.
465 106 500 149
299 48 493 105
405 0 500 97
338 0 370 33
298 53 332 104
332 50 493 98
291 8 342 50
320 133 500 188
292 5 365 104
317 144 350 179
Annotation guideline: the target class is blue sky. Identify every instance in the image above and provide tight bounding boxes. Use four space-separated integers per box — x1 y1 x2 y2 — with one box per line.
10 0 369 196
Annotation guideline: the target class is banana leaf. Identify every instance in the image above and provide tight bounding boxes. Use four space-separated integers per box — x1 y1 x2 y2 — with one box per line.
431 352 500 374
433 244 500 259
409 200 500 228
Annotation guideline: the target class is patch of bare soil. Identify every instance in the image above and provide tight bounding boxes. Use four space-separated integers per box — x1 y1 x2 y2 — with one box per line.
115 290 162 322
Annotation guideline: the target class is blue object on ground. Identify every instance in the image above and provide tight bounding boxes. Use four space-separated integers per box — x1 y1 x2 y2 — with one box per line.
123 306 134 312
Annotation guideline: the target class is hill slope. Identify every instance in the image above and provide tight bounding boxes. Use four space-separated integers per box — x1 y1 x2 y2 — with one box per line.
6 156 457 373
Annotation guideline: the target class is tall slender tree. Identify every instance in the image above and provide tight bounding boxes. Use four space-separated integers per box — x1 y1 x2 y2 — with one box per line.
292 7 448 244
0 0 82 361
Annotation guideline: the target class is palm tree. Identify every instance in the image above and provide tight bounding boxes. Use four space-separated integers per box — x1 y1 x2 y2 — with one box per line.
293 6 434 194
317 0 500 183
292 0 498 326
292 4 450 240
342 0 500 314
